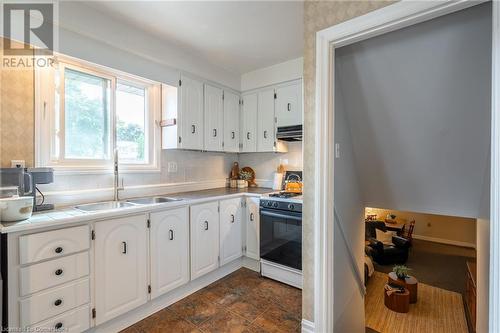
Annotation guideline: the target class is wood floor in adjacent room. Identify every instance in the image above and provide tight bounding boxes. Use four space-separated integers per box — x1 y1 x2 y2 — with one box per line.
121 268 302 333
365 271 468 333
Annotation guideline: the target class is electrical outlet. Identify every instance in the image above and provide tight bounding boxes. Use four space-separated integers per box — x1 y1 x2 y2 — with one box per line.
167 162 178 173
11 160 25 168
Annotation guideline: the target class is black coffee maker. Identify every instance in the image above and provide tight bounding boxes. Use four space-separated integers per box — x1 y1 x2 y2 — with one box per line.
0 167 54 212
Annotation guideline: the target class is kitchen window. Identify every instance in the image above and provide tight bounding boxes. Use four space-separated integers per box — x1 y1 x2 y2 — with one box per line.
36 56 161 172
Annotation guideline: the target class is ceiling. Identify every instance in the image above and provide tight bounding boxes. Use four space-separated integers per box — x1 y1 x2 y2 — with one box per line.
86 1 304 75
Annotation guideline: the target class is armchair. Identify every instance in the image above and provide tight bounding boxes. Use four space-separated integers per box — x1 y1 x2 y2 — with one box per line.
366 235 411 265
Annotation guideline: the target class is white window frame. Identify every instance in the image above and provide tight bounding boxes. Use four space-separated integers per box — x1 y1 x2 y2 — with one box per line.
35 54 161 174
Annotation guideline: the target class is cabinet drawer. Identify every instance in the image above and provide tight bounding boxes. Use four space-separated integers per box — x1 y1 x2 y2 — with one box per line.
28 304 90 332
19 225 90 265
20 278 90 327
20 252 89 296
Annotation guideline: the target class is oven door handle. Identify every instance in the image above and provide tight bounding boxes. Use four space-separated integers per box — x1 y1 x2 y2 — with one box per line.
260 210 302 221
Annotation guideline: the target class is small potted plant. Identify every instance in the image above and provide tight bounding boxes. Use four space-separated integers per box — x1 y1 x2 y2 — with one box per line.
393 265 411 280
238 171 252 188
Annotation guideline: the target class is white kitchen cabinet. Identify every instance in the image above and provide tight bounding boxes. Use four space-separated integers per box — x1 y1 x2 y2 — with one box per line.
223 91 240 152
94 215 148 325
190 201 220 280
245 197 260 260
240 93 258 152
180 75 204 150
150 207 190 299
275 80 302 127
204 84 224 151
257 88 276 152
219 198 243 265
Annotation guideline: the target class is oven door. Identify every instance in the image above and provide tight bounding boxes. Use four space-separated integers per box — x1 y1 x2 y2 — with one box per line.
260 208 302 270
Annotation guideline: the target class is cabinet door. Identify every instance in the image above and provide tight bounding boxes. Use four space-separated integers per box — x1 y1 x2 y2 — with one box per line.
241 93 258 152
257 89 276 152
223 91 240 152
94 215 148 325
180 75 204 150
275 81 302 127
219 198 243 265
245 197 260 260
190 201 220 280
150 207 189 299
204 84 223 151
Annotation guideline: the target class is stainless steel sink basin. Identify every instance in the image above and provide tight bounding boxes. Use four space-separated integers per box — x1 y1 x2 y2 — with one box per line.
75 201 137 212
126 197 183 205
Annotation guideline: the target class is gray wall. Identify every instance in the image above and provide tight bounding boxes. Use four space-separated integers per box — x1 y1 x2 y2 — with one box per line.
335 3 491 218
333 76 365 332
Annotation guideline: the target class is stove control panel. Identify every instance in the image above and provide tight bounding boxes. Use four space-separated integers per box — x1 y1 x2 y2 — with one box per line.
260 199 302 213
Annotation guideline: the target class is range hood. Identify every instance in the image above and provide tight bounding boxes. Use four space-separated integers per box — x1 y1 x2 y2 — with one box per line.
276 125 302 141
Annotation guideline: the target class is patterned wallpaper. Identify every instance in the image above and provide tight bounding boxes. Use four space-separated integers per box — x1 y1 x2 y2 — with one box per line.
0 38 35 167
302 0 394 322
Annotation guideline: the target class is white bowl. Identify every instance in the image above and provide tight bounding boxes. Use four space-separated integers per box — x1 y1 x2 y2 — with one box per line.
0 196 34 222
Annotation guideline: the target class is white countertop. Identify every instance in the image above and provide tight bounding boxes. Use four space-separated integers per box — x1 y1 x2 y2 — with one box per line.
1 187 274 234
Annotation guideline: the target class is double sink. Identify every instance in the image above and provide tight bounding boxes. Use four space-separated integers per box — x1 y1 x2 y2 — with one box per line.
75 196 182 212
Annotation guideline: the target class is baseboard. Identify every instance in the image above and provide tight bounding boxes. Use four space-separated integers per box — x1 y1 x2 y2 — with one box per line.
301 319 315 333
412 234 476 249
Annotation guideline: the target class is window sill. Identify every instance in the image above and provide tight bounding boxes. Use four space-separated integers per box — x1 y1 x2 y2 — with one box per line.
45 165 161 176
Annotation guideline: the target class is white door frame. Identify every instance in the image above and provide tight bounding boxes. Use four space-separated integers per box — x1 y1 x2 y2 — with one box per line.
313 1 499 332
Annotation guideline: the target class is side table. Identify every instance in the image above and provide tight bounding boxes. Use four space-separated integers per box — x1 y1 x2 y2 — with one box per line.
388 272 418 304
384 285 410 313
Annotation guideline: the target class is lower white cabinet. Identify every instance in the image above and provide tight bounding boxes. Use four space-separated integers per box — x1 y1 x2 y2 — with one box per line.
29 304 90 333
190 201 220 280
94 214 149 325
245 197 260 260
219 198 243 265
150 207 190 299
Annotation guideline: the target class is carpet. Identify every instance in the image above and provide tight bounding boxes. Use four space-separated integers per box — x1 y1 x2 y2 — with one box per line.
372 239 476 294
365 271 468 333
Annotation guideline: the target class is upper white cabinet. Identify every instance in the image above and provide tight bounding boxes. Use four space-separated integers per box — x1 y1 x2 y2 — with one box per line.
94 215 148 325
204 84 224 152
162 75 204 150
150 207 190 299
180 75 204 150
190 201 220 280
257 88 276 152
223 91 240 152
245 197 260 260
241 93 258 152
219 198 243 266
275 80 302 127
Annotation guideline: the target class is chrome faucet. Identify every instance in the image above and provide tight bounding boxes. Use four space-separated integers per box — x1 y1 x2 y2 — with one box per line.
113 149 124 201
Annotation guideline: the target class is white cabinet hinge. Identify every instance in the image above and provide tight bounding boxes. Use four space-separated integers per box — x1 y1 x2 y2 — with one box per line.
148 285 151 294
179 79 182 87
91 230 95 240
147 219 151 228
274 92 277 99
92 308 96 318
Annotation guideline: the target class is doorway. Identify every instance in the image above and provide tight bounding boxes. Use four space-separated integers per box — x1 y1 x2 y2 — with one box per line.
314 1 498 332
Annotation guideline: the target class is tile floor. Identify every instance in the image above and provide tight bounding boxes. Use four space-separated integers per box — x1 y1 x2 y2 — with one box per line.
121 268 302 333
